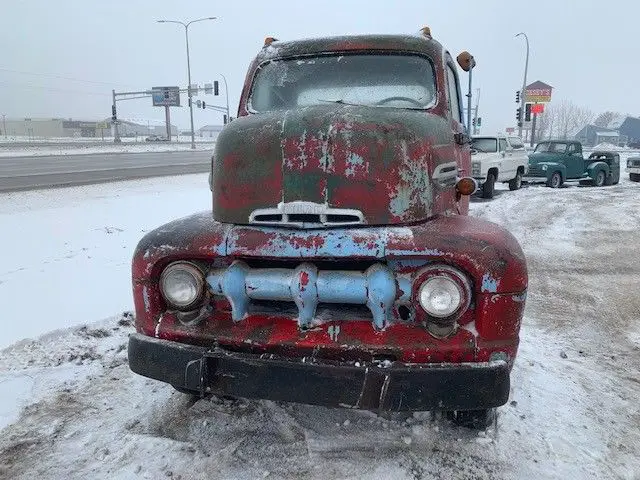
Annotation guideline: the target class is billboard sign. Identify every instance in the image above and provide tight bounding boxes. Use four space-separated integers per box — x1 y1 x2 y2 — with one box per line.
151 86 180 107
525 81 553 103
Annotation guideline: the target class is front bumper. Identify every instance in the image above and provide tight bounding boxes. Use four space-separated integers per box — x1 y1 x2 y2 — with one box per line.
627 167 640 174
128 333 511 411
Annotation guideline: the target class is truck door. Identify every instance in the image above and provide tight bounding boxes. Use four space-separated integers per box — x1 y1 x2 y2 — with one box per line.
445 59 469 213
566 143 583 178
499 138 513 180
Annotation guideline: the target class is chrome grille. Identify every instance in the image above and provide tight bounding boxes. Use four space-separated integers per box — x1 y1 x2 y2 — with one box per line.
250 201 365 228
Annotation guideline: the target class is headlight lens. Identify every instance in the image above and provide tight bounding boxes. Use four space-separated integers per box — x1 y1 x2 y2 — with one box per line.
160 262 204 309
419 276 463 318
542 165 548 171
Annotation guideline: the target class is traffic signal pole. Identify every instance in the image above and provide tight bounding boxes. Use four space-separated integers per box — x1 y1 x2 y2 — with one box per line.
112 89 121 143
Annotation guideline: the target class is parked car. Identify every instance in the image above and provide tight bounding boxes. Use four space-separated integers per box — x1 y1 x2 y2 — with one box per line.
127 29 528 429
145 135 169 142
470 135 528 198
525 141 619 187
627 156 640 182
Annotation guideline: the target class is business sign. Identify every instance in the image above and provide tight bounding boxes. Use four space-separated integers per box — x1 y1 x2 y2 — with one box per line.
525 81 553 103
531 104 544 114
151 86 180 107
96 121 109 129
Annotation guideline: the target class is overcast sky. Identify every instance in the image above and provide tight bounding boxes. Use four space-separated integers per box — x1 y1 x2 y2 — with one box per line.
0 0 637 133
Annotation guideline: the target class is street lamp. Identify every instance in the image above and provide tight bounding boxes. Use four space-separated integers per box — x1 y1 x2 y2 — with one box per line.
516 32 529 139
157 16 217 150
219 74 230 124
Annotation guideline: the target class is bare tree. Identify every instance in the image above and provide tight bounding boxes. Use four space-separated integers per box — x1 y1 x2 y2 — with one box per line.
593 111 619 128
544 100 594 139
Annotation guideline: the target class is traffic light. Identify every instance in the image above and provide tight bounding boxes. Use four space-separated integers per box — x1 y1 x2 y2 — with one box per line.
516 90 520 103
111 105 117 122
472 118 476 127
516 107 522 122
202 101 206 109
188 98 192 107
214 81 219 96
477 117 482 127
525 103 532 122
223 114 228 125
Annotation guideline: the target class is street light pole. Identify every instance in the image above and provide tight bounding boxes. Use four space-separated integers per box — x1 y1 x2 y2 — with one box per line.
157 16 217 150
220 74 230 123
516 32 529 139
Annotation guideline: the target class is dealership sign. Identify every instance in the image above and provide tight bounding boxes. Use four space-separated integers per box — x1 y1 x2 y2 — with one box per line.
525 80 553 103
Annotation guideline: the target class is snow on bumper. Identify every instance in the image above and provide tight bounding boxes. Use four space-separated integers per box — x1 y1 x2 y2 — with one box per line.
128 333 511 411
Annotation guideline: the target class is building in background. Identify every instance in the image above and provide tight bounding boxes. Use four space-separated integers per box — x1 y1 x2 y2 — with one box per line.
0 117 178 139
574 114 640 147
197 124 224 139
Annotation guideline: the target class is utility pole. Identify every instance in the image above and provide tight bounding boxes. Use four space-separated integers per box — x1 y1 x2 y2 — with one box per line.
516 32 529 139
473 88 480 135
220 74 230 124
112 89 121 143
157 17 217 150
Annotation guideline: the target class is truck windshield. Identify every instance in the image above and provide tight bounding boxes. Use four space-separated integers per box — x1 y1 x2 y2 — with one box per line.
471 138 498 153
248 54 436 112
535 142 568 153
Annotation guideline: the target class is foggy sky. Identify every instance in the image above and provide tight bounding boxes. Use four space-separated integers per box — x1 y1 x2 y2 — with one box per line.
0 0 637 133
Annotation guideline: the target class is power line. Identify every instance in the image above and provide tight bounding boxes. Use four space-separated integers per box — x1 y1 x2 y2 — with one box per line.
0 80 110 96
0 67 136 88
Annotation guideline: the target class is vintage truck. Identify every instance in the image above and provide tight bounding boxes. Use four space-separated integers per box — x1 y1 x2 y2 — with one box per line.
127 29 528 429
627 156 640 182
470 135 528 198
525 140 620 187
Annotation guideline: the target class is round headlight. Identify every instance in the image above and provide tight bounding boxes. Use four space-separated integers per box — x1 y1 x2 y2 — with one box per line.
419 276 463 318
160 262 204 309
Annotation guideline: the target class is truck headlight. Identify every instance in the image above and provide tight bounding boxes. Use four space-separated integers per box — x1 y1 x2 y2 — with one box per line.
542 165 548 171
160 262 205 310
416 266 471 320
471 162 481 175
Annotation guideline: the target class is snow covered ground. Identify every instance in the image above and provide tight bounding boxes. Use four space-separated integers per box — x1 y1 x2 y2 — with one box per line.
1 168 639 479
0 141 215 158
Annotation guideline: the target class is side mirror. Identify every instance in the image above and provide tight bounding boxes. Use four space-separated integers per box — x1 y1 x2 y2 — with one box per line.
456 51 476 72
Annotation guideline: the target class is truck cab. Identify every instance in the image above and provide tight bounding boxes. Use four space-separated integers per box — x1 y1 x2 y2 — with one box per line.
470 135 528 198
128 29 528 429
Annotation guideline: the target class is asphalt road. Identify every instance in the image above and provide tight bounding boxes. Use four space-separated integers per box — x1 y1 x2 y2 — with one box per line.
0 150 212 191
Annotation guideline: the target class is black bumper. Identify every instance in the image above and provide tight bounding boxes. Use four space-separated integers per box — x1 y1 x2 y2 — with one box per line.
128 333 510 412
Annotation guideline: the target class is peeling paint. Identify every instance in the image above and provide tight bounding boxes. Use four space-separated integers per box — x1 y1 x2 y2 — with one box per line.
481 273 500 293
142 286 151 313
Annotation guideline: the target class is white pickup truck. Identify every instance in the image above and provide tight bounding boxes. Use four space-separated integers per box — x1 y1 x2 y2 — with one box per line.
470 135 529 199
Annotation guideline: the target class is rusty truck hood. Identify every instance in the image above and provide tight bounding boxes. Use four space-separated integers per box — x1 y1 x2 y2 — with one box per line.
211 104 454 226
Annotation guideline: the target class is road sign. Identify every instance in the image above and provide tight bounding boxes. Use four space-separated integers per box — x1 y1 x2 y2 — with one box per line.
204 83 213 94
96 122 109 129
189 84 199 97
525 81 553 103
152 86 180 107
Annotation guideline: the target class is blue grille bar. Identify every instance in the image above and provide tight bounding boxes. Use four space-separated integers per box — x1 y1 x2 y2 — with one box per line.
206 260 411 330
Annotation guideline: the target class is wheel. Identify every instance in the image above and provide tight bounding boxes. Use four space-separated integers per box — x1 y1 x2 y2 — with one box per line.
482 173 496 199
508 171 523 191
547 171 562 188
594 170 606 187
630 173 640 182
446 408 496 429
604 174 614 186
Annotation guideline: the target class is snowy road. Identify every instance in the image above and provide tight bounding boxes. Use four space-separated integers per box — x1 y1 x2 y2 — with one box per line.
0 151 211 191
0 172 639 479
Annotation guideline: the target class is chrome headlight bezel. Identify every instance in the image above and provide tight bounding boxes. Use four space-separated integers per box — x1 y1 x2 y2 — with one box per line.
159 261 205 311
415 265 472 323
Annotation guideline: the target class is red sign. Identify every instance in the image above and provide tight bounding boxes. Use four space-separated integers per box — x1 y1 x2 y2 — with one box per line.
506 127 515 133
531 104 544 114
